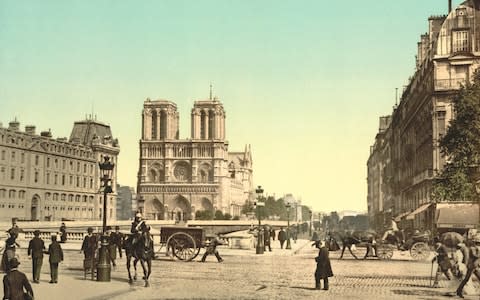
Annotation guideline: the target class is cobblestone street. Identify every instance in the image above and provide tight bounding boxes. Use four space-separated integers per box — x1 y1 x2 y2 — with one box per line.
8 240 479 300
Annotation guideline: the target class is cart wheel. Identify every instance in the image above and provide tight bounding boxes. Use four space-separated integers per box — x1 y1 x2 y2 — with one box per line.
410 242 430 261
377 244 394 260
166 232 197 261
192 246 201 260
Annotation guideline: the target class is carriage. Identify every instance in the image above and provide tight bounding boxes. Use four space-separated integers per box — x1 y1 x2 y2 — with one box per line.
376 230 431 261
155 226 206 261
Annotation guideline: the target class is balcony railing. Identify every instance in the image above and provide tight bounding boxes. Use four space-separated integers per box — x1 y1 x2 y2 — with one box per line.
434 78 467 91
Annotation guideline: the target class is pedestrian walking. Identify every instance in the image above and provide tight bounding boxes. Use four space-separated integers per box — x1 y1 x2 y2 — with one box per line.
278 227 287 249
264 226 272 252
59 223 67 243
201 235 224 262
46 235 63 284
27 230 45 283
106 226 118 267
270 228 276 241
456 235 480 298
432 241 452 288
315 240 333 290
110 226 124 260
2 258 34 300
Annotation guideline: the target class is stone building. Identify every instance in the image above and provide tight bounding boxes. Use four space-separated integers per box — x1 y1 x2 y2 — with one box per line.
116 184 136 220
367 0 480 232
136 94 253 220
0 117 119 222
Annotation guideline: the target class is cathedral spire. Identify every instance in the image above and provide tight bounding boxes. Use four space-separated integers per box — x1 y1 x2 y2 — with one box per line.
209 84 213 100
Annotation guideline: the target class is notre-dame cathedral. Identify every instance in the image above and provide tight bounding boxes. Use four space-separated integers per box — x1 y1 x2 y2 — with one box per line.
136 92 253 220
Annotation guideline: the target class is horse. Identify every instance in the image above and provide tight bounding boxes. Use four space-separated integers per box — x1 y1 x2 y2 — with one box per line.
327 230 376 260
124 229 154 287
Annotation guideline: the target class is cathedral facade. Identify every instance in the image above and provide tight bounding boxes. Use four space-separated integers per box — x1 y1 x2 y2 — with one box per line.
136 95 253 220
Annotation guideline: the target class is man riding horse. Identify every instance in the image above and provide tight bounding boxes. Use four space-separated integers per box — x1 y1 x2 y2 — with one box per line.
381 217 405 249
130 212 149 247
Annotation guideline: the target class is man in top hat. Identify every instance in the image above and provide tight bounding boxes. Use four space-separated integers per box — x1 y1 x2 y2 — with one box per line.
456 234 480 298
2 258 34 300
27 230 45 283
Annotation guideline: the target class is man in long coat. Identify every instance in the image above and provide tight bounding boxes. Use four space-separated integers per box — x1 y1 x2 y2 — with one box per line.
278 228 287 249
27 230 45 283
315 240 333 290
47 235 63 284
2 258 34 300
432 241 452 288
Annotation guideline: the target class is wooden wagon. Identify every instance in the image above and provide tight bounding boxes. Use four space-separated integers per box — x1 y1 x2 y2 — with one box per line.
155 226 205 262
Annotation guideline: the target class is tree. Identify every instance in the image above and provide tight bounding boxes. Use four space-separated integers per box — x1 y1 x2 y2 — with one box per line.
223 213 232 220
241 200 254 215
195 210 213 220
214 210 224 220
433 70 480 201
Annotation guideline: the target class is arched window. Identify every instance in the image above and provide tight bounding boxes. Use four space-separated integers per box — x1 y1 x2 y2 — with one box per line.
151 110 157 139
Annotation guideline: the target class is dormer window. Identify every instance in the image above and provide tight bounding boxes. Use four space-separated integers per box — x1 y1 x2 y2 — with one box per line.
453 30 469 53
456 7 467 17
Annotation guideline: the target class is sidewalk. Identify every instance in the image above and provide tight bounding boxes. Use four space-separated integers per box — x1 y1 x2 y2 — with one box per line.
219 238 311 257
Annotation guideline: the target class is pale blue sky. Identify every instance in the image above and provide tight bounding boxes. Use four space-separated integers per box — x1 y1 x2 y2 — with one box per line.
0 0 463 212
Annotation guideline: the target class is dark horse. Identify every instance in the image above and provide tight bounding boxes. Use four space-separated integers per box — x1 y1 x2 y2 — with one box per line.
124 230 154 287
327 230 377 260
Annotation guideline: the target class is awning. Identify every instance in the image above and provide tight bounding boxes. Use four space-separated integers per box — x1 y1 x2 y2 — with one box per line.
436 203 479 229
394 211 411 222
406 203 432 220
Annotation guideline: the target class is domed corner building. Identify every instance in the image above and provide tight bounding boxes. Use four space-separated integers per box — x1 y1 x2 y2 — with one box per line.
136 94 254 221
367 0 480 234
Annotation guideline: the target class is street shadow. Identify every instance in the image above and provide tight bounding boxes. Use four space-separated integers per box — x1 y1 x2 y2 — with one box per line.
392 289 455 298
290 286 319 291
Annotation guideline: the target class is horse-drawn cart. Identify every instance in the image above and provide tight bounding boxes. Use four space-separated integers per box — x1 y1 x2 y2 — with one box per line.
156 226 205 261
376 231 431 261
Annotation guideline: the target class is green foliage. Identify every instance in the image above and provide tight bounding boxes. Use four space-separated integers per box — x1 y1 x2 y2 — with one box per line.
232 216 240 220
195 210 214 220
223 213 232 220
241 200 255 214
214 210 224 220
433 70 480 201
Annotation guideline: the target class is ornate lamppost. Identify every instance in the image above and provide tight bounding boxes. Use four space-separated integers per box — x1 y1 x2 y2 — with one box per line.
255 186 265 254
286 202 292 249
97 156 114 282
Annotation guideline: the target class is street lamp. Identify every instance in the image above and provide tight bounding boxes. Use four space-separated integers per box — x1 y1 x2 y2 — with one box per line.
255 186 264 254
285 202 292 249
97 156 114 282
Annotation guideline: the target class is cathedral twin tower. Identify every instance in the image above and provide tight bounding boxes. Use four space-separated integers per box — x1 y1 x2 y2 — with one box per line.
137 93 252 221
141 96 225 141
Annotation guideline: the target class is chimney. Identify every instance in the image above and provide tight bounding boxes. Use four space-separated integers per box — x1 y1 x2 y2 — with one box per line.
25 125 36 135
40 129 52 138
449 0 452 13
8 119 20 131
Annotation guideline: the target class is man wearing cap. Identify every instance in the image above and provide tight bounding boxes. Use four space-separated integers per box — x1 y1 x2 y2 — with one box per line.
2 258 34 300
46 235 63 284
201 235 224 263
110 226 124 260
27 230 45 283
456 235 480 298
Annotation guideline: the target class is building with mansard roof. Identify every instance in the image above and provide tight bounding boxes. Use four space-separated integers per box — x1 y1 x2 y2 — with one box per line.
136 93 254 220
0 117 119 222
367 0 480 233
